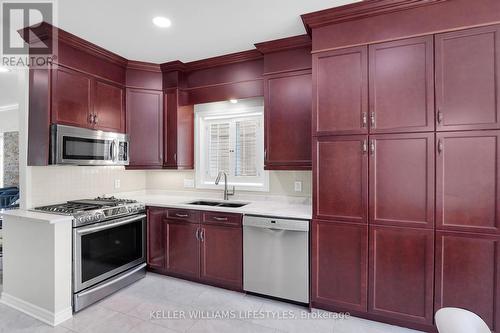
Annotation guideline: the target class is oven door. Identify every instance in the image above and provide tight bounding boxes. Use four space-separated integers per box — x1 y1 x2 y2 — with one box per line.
73 214 146 292
53 124 129 166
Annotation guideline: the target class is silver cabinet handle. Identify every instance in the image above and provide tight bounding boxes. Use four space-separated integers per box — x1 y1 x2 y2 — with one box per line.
362 140 367 154
370 140 375 155
195 227 200 240
370 112 376 128
438 139 444 154
173 153 177 162
94 114 98 124
88 114 94 124
200 228 205 241
361 112 367 128
213 216 228 221
437 110 444 124
264 149 267 161
175 213 189 218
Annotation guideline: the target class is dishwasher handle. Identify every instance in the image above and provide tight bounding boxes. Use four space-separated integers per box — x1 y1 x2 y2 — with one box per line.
243 215 309 232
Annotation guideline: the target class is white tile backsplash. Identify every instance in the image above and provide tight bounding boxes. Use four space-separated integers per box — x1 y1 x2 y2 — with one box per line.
28 166 146 207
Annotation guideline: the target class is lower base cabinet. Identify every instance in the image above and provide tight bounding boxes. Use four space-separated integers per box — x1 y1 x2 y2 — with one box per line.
311 220 368 312
435 231 500 331
369 225 434 325
147 207 243 291
166 221 200 279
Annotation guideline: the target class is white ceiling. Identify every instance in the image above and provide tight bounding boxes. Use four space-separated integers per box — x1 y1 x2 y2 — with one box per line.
52 0 360 63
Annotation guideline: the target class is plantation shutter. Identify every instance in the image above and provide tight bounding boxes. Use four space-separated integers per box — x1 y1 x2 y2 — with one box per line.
208 122 230 178
235 119 258 177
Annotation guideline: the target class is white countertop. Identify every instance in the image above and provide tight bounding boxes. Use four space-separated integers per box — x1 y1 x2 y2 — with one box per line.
116 190 312 220
1 209 73 224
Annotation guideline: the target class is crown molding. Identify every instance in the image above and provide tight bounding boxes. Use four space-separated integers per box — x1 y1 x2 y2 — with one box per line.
185 49 263 71
127 60 161 72
301 0 448 33
254 34 311 54
160 60 188 73
18 22 128 67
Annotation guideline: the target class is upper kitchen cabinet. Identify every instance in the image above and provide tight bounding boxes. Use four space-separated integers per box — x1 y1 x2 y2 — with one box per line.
313 46 368 135
126 89 164 168
164 88 194 169
435 25 500 131
314 135 368 223
52 66 93 128
264 70 312 170
93 79 125 133
369 133 435 229
369 36 434 133
436 130 500 234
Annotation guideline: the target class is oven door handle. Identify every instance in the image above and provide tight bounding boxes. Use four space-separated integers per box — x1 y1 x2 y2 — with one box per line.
76 214 146 235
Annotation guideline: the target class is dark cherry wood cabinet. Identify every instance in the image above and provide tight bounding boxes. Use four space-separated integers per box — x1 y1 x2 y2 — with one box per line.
369 133 434 229
313 46 368 135
200 223 243 290
369 36 434 133
435 231 500 331
126 89 164 168
436 130 500 234
52 66 93 128
435 25 500 131
264 70 312 170
148 207 243 291
314 135 368 223
147 208 166 271
93 79 125 133
311 220 368 312
165 220 200 279
369 225 434 325
164 89 194 169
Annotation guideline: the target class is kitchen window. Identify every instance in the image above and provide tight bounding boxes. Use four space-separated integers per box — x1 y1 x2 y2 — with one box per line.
195 98 268 191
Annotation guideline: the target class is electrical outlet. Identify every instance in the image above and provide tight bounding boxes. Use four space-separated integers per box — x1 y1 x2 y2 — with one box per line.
294 181 302 192
184 179 195 188
114 179 121 189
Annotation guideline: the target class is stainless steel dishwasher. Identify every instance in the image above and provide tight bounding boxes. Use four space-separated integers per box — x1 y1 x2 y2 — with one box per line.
243 215 309 303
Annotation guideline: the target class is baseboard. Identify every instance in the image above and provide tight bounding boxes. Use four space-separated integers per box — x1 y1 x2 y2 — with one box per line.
0 292 72 326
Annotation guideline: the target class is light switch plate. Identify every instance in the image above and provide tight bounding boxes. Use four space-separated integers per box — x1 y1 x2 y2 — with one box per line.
294 181 302 192
184 179 195 188
114 179 121 189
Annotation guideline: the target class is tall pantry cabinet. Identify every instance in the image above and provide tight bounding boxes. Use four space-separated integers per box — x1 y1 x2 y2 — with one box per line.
311 24 500 332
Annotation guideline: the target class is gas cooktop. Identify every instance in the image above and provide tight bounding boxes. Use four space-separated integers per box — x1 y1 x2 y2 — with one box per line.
33 196 145 227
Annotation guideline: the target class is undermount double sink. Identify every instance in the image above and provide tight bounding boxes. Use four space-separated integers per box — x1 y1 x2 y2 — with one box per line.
187 200 249 208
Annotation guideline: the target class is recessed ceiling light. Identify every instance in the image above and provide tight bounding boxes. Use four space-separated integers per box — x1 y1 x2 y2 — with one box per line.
0 66 10 73
229 99 238 104
153 16 172 28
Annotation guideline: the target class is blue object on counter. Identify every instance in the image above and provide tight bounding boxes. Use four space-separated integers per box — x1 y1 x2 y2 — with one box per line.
0 187 19 209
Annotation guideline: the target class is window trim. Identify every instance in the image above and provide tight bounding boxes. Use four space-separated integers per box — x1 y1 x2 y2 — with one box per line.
194 101 269 192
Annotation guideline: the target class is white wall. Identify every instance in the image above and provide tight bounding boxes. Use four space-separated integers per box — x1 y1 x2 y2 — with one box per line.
0 108 19 133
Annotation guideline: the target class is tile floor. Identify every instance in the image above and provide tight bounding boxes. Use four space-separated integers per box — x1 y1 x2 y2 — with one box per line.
0 272 424 333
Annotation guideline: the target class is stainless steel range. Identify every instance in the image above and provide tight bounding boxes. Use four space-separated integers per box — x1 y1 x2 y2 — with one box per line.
34 196 147 312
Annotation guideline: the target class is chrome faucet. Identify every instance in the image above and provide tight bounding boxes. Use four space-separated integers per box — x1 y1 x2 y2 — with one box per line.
215 171 235 200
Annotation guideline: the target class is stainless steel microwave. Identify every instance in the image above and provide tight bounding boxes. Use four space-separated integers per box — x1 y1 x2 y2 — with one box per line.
50 124 129 166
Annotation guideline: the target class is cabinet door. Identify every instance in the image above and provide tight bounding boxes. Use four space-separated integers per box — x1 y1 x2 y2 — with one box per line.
435 231 500 331
369 225 434 325
369 133 434 228
147 208 166 271
165 221 200 279
436 25 500 131
200 224 242 290
369 36 434 133
264 70 312 170
311 220 368 312
314 135 368 223
52 67 92 128
436 131 500 234
313 46 368 135
126 89 163 168
94 80 125 133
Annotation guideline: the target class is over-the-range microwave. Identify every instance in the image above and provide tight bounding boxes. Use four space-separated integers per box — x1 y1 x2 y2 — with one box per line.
50 124 129 166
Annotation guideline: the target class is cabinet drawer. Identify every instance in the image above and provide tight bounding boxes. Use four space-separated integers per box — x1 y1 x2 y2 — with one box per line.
202 211 242 227
166 209 200 223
